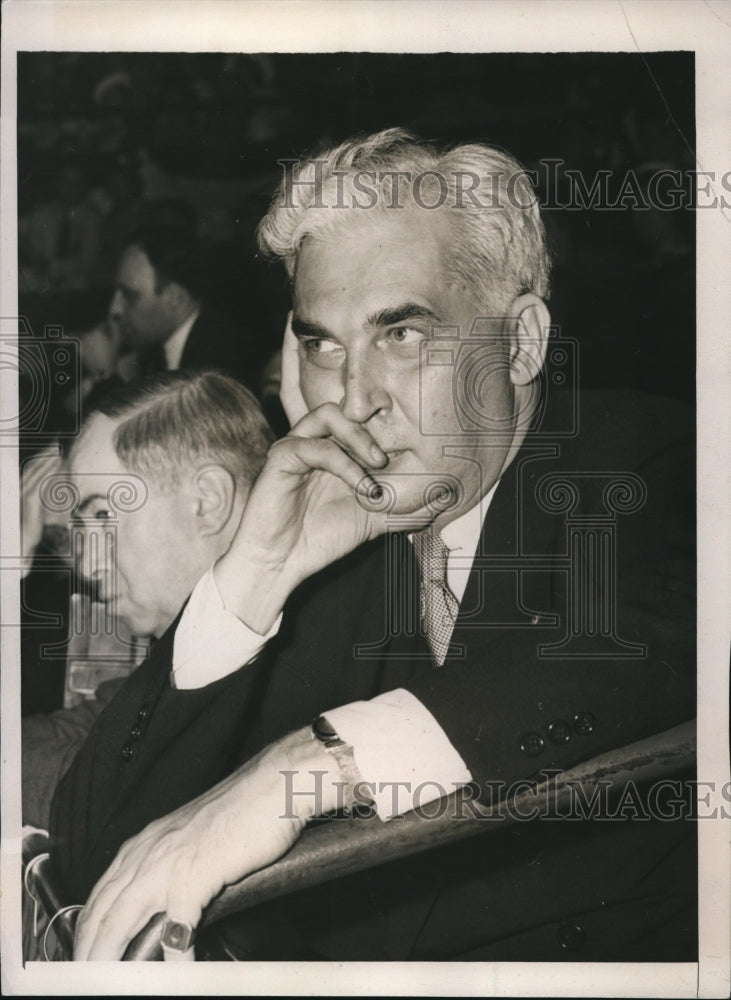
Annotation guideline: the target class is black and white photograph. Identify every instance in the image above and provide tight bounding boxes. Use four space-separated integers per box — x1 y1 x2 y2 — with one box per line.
1 1 729 996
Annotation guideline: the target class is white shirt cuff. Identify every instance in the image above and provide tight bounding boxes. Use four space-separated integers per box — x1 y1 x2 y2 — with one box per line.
172 565 281 689
324 689 473 821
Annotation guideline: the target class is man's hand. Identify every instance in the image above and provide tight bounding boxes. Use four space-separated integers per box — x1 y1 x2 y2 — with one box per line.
279 311 308 426
215 401 425 634
73 727 342 960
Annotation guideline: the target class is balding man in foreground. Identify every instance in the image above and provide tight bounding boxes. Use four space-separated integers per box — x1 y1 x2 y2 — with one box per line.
23 370 273 829
51 129 695 962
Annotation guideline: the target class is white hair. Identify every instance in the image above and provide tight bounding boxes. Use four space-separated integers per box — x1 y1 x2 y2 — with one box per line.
258 128 550 311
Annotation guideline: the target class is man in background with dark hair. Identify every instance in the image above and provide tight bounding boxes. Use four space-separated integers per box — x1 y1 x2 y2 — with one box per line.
110 224 258 389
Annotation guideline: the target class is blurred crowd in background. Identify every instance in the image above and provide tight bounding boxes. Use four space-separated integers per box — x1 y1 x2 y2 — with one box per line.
15 50 695 714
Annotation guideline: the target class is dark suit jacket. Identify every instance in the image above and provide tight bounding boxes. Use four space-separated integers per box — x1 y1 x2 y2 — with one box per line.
49 388 696 961
178 304 261 392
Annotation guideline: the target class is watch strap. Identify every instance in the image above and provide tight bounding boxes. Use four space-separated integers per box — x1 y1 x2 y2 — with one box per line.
311 715 363 813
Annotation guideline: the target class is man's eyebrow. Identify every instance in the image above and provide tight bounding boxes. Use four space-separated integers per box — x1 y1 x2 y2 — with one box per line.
367 303 442 328
290 315 332 340
74 493 107 516
291 303 443 341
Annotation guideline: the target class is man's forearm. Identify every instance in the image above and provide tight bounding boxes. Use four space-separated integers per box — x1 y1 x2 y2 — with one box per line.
212 540 297 635
72 724 349 960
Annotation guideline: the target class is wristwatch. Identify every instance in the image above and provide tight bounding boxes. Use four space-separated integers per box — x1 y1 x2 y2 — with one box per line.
311 715 363 814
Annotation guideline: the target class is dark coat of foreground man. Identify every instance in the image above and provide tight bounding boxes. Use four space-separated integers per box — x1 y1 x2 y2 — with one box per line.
50 387 696 961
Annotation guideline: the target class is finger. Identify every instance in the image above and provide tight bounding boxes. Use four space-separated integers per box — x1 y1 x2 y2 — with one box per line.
356 492 441 530
280 311 309 426
76 877 159 961
289 403 387 470
80 864 207 961
161 932 196 962
272 436 382 498
74 876 137 960
73 839 146 960
160 890 205 962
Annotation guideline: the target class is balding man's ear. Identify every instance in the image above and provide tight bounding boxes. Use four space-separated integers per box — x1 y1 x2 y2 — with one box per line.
194 465 237 536
507 293 551 387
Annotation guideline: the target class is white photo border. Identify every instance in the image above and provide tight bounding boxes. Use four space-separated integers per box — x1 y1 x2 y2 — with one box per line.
1 2 729 996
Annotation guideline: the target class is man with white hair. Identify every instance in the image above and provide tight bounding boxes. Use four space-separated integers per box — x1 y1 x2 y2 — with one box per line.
52 130 695 962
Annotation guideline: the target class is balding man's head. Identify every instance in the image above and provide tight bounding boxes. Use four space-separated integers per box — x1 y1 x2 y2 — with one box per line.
69 371 273 637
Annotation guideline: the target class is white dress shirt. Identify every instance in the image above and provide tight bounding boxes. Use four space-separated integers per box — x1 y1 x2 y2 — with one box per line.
163 307 199 371
172 483 500 819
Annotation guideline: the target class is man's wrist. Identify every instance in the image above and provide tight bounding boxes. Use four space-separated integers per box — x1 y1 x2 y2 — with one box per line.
311 716 364 814
212 552 292 635
276 725 351 822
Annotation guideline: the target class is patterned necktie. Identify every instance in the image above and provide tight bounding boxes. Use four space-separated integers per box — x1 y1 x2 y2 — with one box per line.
411 526 459 665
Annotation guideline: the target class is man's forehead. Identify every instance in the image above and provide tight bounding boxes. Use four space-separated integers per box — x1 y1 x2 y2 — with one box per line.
70 414 125 477
294 207 456 308
69 414 156 516
300 204 452 257
117 244 156 288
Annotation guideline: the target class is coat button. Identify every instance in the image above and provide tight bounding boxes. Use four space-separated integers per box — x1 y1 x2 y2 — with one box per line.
130 723 142 741
121 741 134 761
137 705 149 722
557 922 586 951
573 711 596 735
519 731 545 756
547 720 572 745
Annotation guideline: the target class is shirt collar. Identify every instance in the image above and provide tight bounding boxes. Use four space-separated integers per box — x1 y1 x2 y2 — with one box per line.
163 306 200 370
440 479 500 555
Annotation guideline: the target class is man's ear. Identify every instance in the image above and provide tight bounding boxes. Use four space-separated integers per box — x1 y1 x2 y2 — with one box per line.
161 280 193 316
506 293 551 387
193 465 237 536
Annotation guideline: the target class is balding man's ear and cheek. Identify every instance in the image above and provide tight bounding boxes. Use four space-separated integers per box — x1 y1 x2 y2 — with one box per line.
506 293 551 388
193 465 238 537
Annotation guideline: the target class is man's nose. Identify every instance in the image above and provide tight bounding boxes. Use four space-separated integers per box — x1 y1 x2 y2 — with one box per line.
340 352 391 424
74 523 115 588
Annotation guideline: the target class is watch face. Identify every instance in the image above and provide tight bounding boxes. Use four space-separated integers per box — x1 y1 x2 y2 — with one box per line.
313 715 339 742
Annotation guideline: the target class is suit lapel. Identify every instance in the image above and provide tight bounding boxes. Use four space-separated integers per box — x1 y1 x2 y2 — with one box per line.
451 444 559 658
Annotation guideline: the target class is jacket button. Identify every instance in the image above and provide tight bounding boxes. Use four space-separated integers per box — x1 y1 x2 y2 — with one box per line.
573 712 596 735
130 723 142 741
121 741 134 761
557 922 586 951
519 731 545 756
547 720 572 745
137 705 149 722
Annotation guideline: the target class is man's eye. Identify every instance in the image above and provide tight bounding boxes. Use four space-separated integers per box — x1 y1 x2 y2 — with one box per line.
389 327 425 346
303 338 341 353
300 338 345 369
94 509 112 521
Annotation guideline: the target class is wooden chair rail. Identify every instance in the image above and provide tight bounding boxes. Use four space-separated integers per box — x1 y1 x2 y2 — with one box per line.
22 718 696 961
